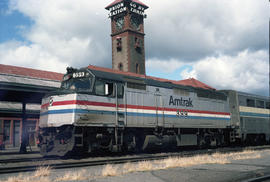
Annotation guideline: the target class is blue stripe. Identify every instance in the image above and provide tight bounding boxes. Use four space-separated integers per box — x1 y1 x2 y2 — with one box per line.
240 112 270 118
41 109 230 121
40 109 117 116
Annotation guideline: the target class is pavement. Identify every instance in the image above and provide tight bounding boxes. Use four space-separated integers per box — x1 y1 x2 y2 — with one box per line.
0 146 40 161
0 146 39 154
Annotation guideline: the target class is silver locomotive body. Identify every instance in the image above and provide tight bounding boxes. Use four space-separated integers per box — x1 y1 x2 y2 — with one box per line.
39 67 268 156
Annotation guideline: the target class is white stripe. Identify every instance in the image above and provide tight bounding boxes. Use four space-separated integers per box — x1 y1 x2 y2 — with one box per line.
239 106 270 115
44 104 230 119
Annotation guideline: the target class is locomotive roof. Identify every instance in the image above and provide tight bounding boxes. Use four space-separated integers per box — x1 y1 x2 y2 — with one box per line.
86 65 216 92
237 91 269 100
220 90 269 100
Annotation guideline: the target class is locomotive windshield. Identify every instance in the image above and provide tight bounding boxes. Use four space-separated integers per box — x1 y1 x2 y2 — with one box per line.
61 70 93 92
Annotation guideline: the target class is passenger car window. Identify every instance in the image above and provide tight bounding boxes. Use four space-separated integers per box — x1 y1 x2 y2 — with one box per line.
246 99 255 107
266 102 270 109
256 100 265 108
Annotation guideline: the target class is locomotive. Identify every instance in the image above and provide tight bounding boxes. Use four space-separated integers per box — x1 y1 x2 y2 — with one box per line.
39 65 270 156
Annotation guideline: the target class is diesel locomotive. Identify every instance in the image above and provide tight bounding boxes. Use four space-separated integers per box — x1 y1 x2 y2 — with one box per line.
39 66 270 156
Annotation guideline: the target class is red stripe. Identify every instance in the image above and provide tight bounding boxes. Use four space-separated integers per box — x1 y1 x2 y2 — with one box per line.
76 100 116 107
42 100 230 116
41 103 49 109
53 100 77 106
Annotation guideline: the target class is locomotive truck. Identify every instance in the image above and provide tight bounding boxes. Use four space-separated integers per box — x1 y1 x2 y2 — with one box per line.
39 66 270 156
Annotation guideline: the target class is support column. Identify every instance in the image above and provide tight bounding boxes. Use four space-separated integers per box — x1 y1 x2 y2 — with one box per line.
20 102 27 153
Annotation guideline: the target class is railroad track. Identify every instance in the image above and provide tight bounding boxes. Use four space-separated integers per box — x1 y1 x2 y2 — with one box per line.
0 157 56 164
244 174 270 182
0 145 270 174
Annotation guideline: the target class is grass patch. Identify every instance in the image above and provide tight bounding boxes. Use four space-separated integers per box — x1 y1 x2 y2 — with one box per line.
101 164 119 177
56 169 88 181
0 149 267 182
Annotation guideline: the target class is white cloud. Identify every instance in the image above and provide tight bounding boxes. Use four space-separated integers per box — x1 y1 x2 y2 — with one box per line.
0 0 268 95
0 41 67 72
181 68 197 80
1 0 111 72
181 50 269 96
145 0 268 60
146 58 185 73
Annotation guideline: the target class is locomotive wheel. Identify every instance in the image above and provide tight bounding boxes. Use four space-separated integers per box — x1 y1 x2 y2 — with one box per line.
123 132 144 153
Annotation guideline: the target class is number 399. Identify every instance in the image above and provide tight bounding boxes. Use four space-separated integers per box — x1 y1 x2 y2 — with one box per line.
176 110 188 118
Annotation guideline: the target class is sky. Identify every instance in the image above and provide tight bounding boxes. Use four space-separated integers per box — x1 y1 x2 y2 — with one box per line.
0 0 269 96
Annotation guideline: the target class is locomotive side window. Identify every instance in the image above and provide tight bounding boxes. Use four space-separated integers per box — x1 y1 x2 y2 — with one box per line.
246 99 255 107
95 80 114 96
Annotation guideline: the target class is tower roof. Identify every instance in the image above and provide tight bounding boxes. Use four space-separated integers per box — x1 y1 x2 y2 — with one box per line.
105 0 148 10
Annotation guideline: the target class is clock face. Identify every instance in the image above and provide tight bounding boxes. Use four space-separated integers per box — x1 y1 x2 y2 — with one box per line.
116 17 124 31
130 15 141 31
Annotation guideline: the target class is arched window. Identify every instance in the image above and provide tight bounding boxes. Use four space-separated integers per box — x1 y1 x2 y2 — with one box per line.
136 63 139 74
118 63 123 71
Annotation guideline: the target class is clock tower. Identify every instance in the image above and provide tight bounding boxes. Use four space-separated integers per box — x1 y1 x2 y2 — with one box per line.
105 0 148 75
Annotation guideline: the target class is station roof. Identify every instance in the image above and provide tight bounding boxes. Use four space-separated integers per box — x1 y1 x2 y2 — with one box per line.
87 65 215 90
0 64 63 81
105 0 148 10
176 78 215 90
0 64 63 103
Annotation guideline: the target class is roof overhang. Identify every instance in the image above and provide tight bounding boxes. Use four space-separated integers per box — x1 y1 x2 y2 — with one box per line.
0 81 58 104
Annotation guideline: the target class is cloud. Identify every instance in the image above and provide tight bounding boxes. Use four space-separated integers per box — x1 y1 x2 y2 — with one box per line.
1 0 112 72
181 49 269 96
145 0 268 61
0 41 68 72
0 0 268 95
146 58 185 73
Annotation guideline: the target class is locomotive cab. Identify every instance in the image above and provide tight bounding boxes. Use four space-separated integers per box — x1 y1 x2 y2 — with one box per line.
39 67 125 156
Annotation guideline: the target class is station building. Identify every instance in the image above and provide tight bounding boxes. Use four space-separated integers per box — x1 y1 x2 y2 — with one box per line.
0 64 63 148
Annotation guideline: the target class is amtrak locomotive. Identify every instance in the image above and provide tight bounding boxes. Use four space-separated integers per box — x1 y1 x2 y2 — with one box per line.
39 66 270 156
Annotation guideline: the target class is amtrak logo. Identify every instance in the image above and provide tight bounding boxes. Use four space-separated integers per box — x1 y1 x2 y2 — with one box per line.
169 96 193 107
49 97 54 106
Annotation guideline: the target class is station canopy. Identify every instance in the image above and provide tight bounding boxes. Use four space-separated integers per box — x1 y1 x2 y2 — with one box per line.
0 64 63 104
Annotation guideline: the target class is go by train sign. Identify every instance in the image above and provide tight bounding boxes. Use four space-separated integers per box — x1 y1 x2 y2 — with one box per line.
108 2 146 17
